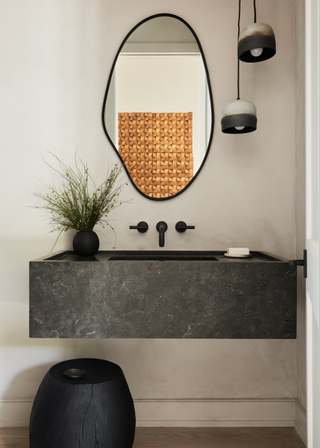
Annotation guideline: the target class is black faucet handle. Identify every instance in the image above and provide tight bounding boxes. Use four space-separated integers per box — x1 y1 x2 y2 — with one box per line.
175 221 195 233
129 221 149 233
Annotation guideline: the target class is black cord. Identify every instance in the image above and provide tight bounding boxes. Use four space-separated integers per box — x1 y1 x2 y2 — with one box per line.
253 0 257 23
237 0 241 100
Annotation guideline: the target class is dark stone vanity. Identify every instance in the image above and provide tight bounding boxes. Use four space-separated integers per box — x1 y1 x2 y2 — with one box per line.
29 250 297 339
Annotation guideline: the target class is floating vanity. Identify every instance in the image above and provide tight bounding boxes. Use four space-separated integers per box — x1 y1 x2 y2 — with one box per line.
29 250 297 339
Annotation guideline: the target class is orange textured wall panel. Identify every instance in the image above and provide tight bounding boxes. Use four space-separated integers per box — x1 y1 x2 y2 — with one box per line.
118 112 193 198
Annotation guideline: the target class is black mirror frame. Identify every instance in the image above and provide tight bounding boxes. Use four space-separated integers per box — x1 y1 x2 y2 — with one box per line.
101 12 214 201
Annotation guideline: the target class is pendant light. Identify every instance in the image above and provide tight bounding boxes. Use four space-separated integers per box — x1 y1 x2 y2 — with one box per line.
221 0 257 134
238 0 276 63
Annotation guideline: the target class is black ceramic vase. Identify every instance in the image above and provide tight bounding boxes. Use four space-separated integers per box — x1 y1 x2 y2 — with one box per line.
73 231 99 256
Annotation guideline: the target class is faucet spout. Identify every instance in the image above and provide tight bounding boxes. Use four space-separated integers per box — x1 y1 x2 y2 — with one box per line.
156 221 168 247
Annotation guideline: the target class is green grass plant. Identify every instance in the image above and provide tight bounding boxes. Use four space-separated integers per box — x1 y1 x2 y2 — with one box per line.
34 152 128 248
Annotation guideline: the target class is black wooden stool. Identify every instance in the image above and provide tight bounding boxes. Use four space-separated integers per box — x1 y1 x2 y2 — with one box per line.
29 358 136 448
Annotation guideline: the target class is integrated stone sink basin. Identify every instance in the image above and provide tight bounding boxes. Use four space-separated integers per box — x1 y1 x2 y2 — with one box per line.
30 250 297 339
45 250 219 261
108 252 219 261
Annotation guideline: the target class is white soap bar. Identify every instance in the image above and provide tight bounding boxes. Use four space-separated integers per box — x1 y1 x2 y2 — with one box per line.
227 247 250 255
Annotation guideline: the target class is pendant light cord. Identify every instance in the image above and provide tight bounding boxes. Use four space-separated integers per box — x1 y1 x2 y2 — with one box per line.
237 0 257 99
237 0 241 100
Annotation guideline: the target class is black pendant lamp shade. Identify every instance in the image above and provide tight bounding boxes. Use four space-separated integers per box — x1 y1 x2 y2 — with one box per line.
221 99 257 134
238 0 276 63
238 22 276 62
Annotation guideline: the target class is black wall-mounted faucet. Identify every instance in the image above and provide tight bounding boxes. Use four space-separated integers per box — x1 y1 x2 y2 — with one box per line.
129 221 149 233
175 221 195 233
156 221 168 247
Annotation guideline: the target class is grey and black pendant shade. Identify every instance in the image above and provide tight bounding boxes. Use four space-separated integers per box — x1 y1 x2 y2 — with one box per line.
221 99 257 133
238 0 276 62
221 0 257 134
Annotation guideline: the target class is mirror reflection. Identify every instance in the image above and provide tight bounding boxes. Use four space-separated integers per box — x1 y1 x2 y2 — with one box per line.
103 14 213 200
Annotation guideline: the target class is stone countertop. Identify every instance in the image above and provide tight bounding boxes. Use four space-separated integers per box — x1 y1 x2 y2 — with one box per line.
29 250 297 339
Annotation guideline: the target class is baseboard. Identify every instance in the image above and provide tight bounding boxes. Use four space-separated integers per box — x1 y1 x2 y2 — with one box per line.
0 398 297 428
294 400 307 445
0 399 33 427
134 398 295 427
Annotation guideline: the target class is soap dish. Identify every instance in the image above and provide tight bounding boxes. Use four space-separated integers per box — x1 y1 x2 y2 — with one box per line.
224 247 252 258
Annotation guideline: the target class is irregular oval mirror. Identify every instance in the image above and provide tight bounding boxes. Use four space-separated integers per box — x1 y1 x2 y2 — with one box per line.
102 13 214 200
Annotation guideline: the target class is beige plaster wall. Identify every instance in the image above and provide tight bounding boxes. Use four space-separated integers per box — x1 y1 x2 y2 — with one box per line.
0 0 300 427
